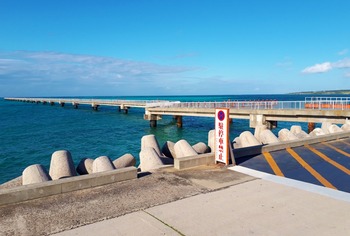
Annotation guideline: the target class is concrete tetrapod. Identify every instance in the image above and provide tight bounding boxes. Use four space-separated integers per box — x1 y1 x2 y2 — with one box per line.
208 129 215 152
162 141 176 158
233 137 242 149
321 122 332 134
328 124 343 133
192 142 210 154
92 156 115 173
76 158 94 175
290 125 310 139
278 129 298 141
174 139 198 158
22 164 52 185
254 125 267 142
341 123 350 131
141 134 162 156
139 147 164 172
259 129 280 144
113 154 136 169
309 128 325 137
239 131 261 148
49 150 77 180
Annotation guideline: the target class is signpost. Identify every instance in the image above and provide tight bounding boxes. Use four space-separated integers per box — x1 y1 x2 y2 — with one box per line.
215 108 230 165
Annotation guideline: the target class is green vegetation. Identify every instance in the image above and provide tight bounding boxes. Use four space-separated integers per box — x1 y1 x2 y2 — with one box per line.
289 90 350 95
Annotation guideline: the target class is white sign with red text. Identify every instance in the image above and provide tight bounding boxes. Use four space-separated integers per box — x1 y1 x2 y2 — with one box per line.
215 108 230 165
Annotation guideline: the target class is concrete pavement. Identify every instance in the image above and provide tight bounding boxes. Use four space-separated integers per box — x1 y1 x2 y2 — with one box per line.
53 167 350 236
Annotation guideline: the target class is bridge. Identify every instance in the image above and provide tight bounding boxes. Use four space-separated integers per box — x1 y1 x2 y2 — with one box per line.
5 97 350 129
4 97 174 113
144 97 350 128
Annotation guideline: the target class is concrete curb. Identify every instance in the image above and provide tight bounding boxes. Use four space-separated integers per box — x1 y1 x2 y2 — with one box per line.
0 167 137 206
174 153 215 170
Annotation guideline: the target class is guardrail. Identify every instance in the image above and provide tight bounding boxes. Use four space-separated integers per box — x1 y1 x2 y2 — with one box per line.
158 100 350 110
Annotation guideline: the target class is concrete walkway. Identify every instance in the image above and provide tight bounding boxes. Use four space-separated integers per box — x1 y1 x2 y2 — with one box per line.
54 168 350 236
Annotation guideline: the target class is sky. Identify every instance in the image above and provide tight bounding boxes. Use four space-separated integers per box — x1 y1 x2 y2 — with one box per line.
0 0 349 97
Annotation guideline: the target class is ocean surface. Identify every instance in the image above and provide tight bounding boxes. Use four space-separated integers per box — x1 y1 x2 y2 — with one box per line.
0 94 337 184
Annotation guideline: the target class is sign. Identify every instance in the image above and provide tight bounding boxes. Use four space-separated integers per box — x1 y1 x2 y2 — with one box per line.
215 108 230 164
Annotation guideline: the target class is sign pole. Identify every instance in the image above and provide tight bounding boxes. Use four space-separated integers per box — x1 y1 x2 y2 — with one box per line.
215 108 230 165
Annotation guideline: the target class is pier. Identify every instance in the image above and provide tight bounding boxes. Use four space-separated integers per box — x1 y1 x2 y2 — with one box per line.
5 97 350 128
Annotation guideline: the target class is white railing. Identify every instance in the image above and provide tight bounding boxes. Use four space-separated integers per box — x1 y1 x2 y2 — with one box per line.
158 100 350 110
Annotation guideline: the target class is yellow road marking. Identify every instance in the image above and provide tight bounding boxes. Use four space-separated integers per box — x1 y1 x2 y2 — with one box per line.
340 140 350 146
305 145 350 175
322 142 350 158
286 148 337 189
263 152 284 176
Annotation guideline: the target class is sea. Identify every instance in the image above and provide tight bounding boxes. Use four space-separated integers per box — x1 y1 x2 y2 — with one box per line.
0 94 343 184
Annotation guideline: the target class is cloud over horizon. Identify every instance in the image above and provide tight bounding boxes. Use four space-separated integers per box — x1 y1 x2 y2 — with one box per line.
301 58 350 75
0 51 198 96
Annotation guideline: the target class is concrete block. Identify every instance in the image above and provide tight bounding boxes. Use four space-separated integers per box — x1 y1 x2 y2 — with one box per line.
161 141 176 158
254 124 267 142
309 128 326 137
259 130 280 144
278 129 298 141
290 125 310 139
90 167 137 187
76 158 94 175
232 137 242 149
174 139 198 158
22 164 51 185
192 142 210 154
141 134 162 156
92 156 115 173
328 124 343 133
239 131 261 147
49 150 77 180
321 121 332 134
208 129 215 152
139 147 164 172
174 153 215 170
113 154 136 169
341 123 350 131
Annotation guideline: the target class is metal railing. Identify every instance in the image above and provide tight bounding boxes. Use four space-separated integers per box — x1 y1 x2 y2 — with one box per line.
158 99 350 110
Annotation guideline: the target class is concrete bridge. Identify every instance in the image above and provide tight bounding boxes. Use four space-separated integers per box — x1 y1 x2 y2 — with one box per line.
144 98 350 128
5 97 350 129
4 97 173 113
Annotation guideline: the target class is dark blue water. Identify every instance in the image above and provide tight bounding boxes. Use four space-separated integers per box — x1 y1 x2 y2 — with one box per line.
0 94 335 184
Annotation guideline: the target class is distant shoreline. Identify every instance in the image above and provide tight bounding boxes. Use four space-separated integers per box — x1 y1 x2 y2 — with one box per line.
289 90 350 95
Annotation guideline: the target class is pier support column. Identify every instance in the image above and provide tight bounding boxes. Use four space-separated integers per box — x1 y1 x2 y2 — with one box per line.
72 103 79 109
308 122 315 133
59 102 65 107
150 120 157 127
92 105 99 111
124 108 129 114
144 112 162 128
176 116 183 128
266 120 277 129
50 101 54 106
118 106 121 112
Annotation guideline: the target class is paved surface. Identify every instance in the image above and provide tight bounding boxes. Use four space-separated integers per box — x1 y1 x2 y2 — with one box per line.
1 153 350 235
237 138 350 192
53 168 350 236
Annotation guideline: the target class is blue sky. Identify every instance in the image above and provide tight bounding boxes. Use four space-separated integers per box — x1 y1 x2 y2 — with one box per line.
0 0 349 97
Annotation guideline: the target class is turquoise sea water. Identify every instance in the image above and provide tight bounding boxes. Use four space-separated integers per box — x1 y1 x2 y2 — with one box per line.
0 94 332 184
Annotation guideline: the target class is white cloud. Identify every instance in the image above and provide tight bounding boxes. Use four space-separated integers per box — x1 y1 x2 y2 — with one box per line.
0 51 198 96
301 62 332 74
301 58 350 75
333 58 350 68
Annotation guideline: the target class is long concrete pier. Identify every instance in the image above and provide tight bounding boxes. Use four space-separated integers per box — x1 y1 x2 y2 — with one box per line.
5 97 350 128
